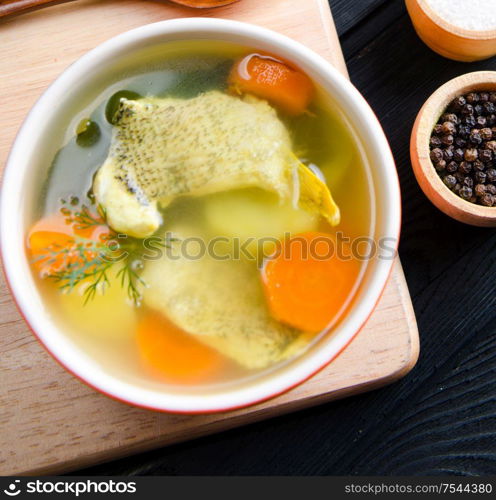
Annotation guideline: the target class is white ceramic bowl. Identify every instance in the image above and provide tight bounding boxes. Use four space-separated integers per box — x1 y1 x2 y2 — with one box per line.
0 18 401 413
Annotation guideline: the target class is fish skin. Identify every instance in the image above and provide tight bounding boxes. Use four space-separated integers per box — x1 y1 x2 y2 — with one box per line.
142 226 309 370
93 91 339 238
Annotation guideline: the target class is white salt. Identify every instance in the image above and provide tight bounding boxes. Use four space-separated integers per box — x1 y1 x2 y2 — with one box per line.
425 0 496 31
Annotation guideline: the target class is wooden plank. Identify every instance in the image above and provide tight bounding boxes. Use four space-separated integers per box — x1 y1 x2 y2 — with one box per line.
0 0 418 475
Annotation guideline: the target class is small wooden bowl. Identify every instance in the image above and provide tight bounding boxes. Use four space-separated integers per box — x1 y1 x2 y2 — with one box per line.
411 71 496 227
406 0 496 62
169 0 239 7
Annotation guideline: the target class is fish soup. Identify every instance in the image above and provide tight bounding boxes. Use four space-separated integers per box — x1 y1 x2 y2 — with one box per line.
27 41 374 390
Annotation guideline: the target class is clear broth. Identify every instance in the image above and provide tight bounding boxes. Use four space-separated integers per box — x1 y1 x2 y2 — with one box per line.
32 42 374 390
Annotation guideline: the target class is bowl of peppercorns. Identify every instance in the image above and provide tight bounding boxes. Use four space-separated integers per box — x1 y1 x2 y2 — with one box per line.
411 71 496 226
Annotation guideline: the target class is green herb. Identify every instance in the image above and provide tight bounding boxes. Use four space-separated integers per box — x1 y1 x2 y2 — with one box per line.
65 204 108 230
116 262 146 306
37 203 165 306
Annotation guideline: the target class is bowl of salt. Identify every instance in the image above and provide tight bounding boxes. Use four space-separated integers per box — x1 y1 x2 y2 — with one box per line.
406 0 496 62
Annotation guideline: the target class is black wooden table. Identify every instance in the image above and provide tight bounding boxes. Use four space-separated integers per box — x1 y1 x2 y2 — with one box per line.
79 0 496 476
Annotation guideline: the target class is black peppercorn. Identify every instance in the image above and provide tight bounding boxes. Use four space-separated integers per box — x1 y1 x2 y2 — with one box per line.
464 148 478 162
430 135 442 147
453 148 465 162
473 160 485 171
470 129 483 145
457 124 471 138
443 175 457 189
480 128 493 141
464 115 476 128
466 92 480 104
459 161 472 174
450 96 466 111
487 168 496 182
435 160 447 172
441 113 459 124
475 184 486 197
430 91 496 207
476 116 487 128
433 124 443 135
459 186 473 199
441 121 456 135
485 141 496 152
441 134 454 146
430 148 444 163
479 149 493 162
443 146 455 161
446 161 459 173
481 193 494 207
475 170 487 184
474 104 484 116
461 104 474 116
484 102 496 114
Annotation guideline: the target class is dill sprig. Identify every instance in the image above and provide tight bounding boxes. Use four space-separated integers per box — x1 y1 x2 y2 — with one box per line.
61 204 107 232
117 263 147 306
81 264 113 305
37 203 156 306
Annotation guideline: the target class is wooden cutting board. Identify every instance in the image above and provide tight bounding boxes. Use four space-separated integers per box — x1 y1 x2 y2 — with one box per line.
0 0 419 475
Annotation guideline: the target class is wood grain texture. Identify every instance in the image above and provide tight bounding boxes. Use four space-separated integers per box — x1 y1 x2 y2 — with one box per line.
170 0 240 7
0 0 78 20
81 0 496 477
0 0 418 475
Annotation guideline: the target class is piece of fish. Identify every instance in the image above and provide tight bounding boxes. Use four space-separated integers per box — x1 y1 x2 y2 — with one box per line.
93 91 340 238
142 226 312 369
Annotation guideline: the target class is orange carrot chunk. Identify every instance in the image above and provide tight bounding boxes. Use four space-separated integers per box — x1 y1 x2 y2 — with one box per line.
28 230 80 275
228 54 314 115
136 312 223 383
262 232 360 333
